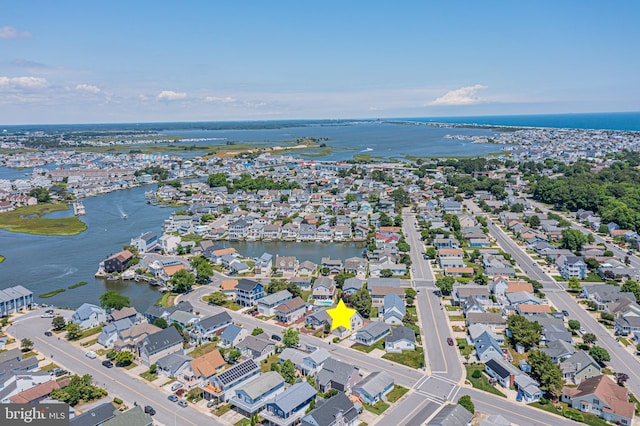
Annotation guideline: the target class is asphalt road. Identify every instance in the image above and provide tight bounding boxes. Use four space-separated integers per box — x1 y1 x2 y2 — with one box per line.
9 309 223 426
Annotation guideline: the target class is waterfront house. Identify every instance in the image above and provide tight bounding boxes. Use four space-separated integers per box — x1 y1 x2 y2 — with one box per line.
354 322 391 346
301 392 360 426
191 311 233 340
254 253 273 275
137 326 184 367
71 303 107 329
235 279 265 307
384 326 416 353
230 371 286 417
353 371 394 405
203 359 261 403
274 297 307 324
130 232 159 253
219 324 249 349
321 257 343 275
316 358 361 393
228 219 249 240
275 256 298 275
297 260 316 276
261 381 316 426
561 375 634 425
103 249 134 273
258 290 293 316
109 307 141 324
0 285 33 317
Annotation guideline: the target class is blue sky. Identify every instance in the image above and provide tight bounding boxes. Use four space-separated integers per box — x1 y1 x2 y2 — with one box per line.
1 1 639 124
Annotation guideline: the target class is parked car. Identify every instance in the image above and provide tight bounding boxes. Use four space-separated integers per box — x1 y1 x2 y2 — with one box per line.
178 400 188 407
447 337 454 346
144 406 156 416
579 327 586 334
171 382 183 392
85 351 97 359
41 313 54 318
45 309 54 314
44 331 53 337
50 368 68 377
168 394 178 402
562 310 569 316
206 400 217 408
102 360 113 368
271 334 282 341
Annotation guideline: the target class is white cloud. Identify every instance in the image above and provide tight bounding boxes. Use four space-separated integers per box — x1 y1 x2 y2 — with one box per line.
204 96 236 103
0 76 48 89
429 84 488 106
0 26 31 39
76 84 101 94
157 90 186 101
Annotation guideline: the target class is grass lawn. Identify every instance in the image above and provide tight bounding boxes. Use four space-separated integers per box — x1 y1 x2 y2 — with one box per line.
583 273 604 282
363 400 390 415
619 337 630 347
140 370 158 381
352 339 384 354
227 302 242 311
162 378 176 386
465 365 506 398
124 362 138 370
261 353 280 373
456 338 474 359
301 290 312 303
0 203 87 236
81 338 99 347
189 342 217 358
385 385 409 403
445 305 461 311
508 348 529 365
78 326 102 339
156 292 178 307
370 307 378 318
22 351 37 359
214 404 231 416
39 362 60 371
530 401 610 426
383 347 425 369
448 315 465 321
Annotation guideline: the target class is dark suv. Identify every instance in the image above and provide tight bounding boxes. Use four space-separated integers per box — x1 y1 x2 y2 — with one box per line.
144 406 156 416
102 360 113 368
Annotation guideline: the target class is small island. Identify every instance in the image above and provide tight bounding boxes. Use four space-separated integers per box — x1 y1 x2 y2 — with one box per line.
0 203 87 236
0 254 4 263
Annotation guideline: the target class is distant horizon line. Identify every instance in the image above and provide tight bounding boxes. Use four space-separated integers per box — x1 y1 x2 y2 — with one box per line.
2 110 639 128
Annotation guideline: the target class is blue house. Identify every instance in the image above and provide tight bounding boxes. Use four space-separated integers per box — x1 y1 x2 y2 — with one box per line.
230 372 286 416
235 279 265 307
261 382 316 426
97 318 133 347
353 371 394 405
354 322 391 346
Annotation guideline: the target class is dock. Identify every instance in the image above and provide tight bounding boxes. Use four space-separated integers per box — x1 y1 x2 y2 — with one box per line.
71 201 86 216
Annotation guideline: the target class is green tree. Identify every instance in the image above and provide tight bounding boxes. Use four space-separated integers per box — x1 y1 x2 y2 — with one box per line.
307 375 318 390
227 349 242 363
529 215 541 228
281 359 296 384
457 395 475 414
153 317 168 329
52 316 66 331
170 269 196 293
350 286 372 318
50 374 106 406
345 193 356 204
66 323 82 340
560 229 589 251
149 363 157 374
528 350 564 400
207 172 229 188
99 291 130 310
191 256 213 284
380 269 393 278
426 247 437 259
390 188 411 207
266 279 289 294
507 315 542 350
251 327 264 336
405 288 417 299
283 328 300 348
436 276 455 296
568 277 582 292
20 338 33 352
589 346 610 365
621 280 640 301
29 187 50 203
207 292 228 306
397 241 410 253
568 319 581 331
114 350 134 366
583 333 597 345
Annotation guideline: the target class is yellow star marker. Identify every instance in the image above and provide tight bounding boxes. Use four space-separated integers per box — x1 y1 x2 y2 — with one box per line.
327 299 356 331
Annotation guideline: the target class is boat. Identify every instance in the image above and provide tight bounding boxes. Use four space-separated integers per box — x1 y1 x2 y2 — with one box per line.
122 213 127 219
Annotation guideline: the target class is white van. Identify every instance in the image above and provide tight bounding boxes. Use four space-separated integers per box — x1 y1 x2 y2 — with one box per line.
170 382 183 392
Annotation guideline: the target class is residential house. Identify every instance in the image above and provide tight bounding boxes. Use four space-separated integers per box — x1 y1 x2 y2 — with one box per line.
560 350 601 384
230 372 287 416
219 324 249 349
228 219 250 240
258 290 293 316
221 279 239 299
384 326 416 353
343 278 364 296
168 310 200 329
382 293 406 325
298 261 316 276
261 382 316 426
369 286 404 308
144 301 193 324
97 318 134 347
434 237 459 250
466 312 506 332
191 311 233 340
113 323 161 353
275 256 298 275
274 297 307 324
71 303 107 329
156 352 192 378
137 326 184 367
290 276 312 290
542 339 576 364
236 334 276 361
438 248 465 269
203 359 261 403
452 286 489 307
561 375 634 425
474 331 503 362
188 349 226 387
353 371 394 405
485 357 521 388
321 257 343 275
103 250 134 273
301 392 360 426
467 323 505 346
130 232 159 253
0 285 33 317
109 307 142 324
262 225 281 241
428 404 473 426
344 257 367 276
316 358 361 393
312 277 336 305
354 322 391 346
235 279 265 307
514 373 543 403
582 284 636 311
558 255 588 279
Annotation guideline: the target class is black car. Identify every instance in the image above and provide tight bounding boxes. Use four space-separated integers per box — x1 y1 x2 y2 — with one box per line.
271 334 282 341
144 406 156 416
102 360 114 368
562 310 569 317
44 331 53 337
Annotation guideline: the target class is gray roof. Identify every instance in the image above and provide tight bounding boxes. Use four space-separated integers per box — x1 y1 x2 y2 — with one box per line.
306 349 331 365
74 303 105 321
236 278 262 292
267 381 316 414
317 358 357 388
236 371 284 400
236 335 273 353
542 339 576 359
301 392 359 426
506 291 541 305
343 278 364 292
560 350 600 375
428 404 473 426
220 324 244 342
70 402 116 426
480 415 511 426
102 405 152 426
140 326 182 355
145 301 193 319
0 285 32 302
474 331 502 357
384 326 416 345
383 293 406 315
354 371 394 397
0 348 21 364
168 310 198 324
366 278 402 288
156 352 192 373
279 348 307 367
197 311 232 331
356 322 391 341
583 284 637 303
259 290 292 306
